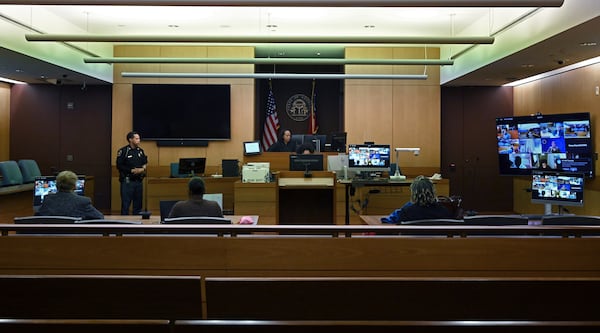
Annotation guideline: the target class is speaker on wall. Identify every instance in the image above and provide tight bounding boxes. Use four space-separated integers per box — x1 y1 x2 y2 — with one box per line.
222 159 240 177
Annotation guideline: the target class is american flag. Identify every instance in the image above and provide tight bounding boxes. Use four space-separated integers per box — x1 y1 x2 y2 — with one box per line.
261 86 280 151
308 79 318 135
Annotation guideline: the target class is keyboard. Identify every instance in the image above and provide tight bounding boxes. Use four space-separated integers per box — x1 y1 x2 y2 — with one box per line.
352 178 390 184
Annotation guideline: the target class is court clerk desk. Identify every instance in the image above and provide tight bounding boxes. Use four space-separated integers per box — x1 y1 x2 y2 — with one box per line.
236 153 449 225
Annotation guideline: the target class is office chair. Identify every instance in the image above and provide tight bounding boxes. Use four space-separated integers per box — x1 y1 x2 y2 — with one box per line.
541 215 600 225
162 216 231 224
17 159 42 183
463 215 529 226
0 160 24 186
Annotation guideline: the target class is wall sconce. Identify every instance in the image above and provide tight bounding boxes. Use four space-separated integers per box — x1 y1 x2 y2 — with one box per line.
391 147 421 180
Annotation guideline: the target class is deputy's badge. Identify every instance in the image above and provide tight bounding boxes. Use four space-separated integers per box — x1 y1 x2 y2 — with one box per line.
285 94 311 122
117 149 122 157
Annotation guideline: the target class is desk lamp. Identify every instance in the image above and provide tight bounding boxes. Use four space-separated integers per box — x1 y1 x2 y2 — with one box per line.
391 148 421 181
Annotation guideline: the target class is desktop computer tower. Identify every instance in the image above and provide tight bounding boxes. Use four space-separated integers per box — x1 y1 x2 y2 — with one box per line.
222 159 240 177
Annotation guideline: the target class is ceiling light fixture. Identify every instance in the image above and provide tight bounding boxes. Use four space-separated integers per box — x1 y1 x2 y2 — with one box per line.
121 72 428 80
26 34 494 45
85 57 453 65
2 1 565 7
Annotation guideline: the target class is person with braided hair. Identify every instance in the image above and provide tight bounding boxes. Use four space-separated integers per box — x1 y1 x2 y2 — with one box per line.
380 175 451 224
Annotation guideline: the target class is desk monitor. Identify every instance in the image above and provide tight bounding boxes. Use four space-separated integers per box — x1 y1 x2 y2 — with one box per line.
531 170 584 214
33 175 86 212
328 132 347 152
178 158 206 177
347 144 391 174
289 154 324 176
303 134 327 152
290 134 304 150
243 141 261 156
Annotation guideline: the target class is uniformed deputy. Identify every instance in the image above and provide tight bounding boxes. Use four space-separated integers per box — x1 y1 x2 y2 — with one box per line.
116 131 148 215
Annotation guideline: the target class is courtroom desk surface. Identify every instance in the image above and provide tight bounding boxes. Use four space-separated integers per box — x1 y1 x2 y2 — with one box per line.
101 214 258 225
361 215 543 226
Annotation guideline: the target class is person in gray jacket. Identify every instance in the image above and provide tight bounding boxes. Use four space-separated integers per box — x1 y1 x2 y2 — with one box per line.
37 170 104 220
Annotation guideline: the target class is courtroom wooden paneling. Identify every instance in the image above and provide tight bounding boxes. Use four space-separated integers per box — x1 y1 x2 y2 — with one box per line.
234 182 277 225
513 61 600 215
1 236 600 277
110 45 255 213
345 47 442 174
0 83 9 161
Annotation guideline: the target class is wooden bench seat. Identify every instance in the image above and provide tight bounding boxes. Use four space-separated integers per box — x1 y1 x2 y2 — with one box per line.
0 275 203 320
205 277 600 321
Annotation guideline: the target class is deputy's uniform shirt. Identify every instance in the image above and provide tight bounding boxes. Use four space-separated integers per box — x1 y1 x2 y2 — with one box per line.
116 145 148 182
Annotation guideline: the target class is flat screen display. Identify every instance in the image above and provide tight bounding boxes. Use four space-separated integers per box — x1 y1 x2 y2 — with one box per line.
243 141 262 156
289 154 324 172
33 175 86 212
531 170 584 207
133 84 231 141
178 158 206 176
347 144 391 173
496 112 593 177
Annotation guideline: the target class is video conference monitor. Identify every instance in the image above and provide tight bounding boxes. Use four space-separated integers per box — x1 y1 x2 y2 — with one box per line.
347 144 391 173
531 170 584 207
289 154 324 173
33 175 86 212
328 132 347 152
178 158 206 176
303 134 327 152
243 141 261 156
496 112 593 178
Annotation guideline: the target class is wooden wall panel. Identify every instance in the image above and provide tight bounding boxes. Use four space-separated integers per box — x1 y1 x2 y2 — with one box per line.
513 62 600 214
345 47 442 173
0 83 9 161
110 45 255 213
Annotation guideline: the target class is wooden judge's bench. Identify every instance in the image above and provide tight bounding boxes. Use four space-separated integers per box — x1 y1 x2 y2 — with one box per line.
137 152 448 225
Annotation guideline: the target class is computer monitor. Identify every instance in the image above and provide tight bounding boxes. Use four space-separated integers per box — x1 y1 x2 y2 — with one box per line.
243 141 261 156
328 132 347 152
531 170 584 214
289 154 324 176
178 158 206 177
302 134 327 152
33 175 86 212
290 134 304 150
347 144 391 174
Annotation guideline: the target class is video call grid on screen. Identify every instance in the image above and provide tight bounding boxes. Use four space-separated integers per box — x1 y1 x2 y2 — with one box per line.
347 144 391 169
531 171 584 206
496 112 593 177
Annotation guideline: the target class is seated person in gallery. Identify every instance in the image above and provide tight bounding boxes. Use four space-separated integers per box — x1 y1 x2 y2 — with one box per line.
267 129 296 152
380 176 452 224
168 177 223 218
296 143 315 154
37 170 104 220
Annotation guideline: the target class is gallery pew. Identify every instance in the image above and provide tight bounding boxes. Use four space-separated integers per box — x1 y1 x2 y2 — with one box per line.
0 275 203 332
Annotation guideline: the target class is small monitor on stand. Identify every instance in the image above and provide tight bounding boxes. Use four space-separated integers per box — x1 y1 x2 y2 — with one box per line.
347 144 391 179
531 170 584 215
289 154 324 177
178 158 206 177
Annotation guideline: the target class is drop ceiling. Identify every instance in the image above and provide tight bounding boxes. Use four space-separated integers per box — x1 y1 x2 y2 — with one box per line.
0 0 598 86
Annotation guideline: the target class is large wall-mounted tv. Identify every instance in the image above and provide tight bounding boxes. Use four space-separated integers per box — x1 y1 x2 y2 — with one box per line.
133 84 231 142
496 112 593 178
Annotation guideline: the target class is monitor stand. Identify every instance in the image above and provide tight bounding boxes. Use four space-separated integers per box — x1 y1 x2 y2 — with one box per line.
544 203 553 216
